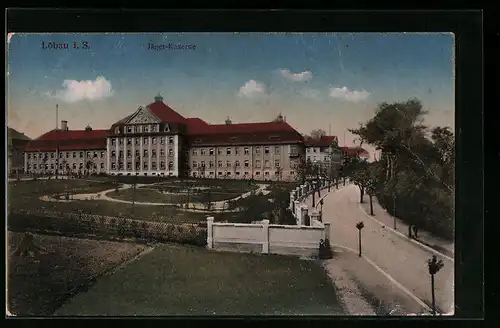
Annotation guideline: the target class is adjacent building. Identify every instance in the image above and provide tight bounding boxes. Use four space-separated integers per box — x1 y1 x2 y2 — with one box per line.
7 127 31 176
22 94 367 181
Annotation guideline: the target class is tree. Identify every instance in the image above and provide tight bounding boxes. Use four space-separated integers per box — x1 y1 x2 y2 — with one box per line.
309 129 327 140
85 158 94 176
275 166 283 181
428 255 444 315
11 233 47 257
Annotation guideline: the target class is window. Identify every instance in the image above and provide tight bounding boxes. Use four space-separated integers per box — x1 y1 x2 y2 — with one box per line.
226 148 231 155
160 149 165 157
151 125 157 132
86 151 90 157
152 137 156 145
93 163 97 169
194 138 201 144
290 171 295 175
192 161 198 168
226 161 231 167
127 150 131 158
264 160 270 168
244 172 249 176
144 125 149 133
111 163 116 170
160 161 165 169
218 160 223 167
59 152 63 158
235 148 239 155
135 138 139 145
244 160 249 167
136 162 140 169
127 126 132 133
111 151 116 157
307 148 311 153
255 160 261 168
135 150 140 158
201 148 206 155
143 163 148 170
275 160 280 167
159 137 164 145
244 147 249 155
169 137 174 144
101 163 104 169
313 148 317 153
119 151 123 158
111 138 116 146
33 153 38 159
226 172 231 176
73 163 77 169
152 162 157 170
164 124 170 132
119 162 124 170
135 126 141 133
192 149 198 156
255 147 261 154
269 135 280 141
201 161 206 167
307 156 311 161
168 161 173 169
119 138 123 145
255 171 261 176
79 152 83 158
144 137 148 145
218 172 223 176
51 164 54 169
209 172 214 176
28 164 31 169
217 148 222 155
235 160 240 167
265 171 270 176
209 148 214 156
144 150 148 157
28 153 31 159
94 152 98 158
236 172 240 175
66 152 70 158
209 161 214 168
264 147 269 154
275 146 280 155
152 150 156 158
127 138 132 145
129 163 134 170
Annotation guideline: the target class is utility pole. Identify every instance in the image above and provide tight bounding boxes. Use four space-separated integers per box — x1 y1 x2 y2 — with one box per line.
55 104 59 180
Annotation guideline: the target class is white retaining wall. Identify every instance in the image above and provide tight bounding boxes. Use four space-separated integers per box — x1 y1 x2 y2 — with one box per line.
207 217 330 258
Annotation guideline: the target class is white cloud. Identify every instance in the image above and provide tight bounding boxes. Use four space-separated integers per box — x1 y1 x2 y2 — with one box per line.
237 80 266 98
298 88 321 100
279 69 313 82
49 76 115 103
329 86 371 102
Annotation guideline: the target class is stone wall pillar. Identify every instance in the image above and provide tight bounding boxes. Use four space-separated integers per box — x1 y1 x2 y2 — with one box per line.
262 219 270 254
207 217 214 249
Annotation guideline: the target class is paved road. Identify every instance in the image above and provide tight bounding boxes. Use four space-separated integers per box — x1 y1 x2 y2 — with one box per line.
312 185 454 314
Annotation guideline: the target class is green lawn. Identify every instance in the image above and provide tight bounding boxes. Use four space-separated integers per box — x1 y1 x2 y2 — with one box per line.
54 244 343 316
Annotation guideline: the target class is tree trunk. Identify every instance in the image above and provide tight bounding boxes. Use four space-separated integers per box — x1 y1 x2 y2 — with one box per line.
359 187 364 203
431 274 436 315
358 230 362 257
369 195 374 215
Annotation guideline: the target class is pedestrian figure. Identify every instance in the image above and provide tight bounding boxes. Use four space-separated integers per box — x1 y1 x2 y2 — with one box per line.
408 224 413 238
413 225 419 239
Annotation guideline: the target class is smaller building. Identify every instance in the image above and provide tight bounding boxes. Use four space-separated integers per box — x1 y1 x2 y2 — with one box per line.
304 135 342 179
7 127 31 176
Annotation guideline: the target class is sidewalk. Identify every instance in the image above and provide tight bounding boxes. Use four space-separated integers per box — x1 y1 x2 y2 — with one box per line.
359 196 454 257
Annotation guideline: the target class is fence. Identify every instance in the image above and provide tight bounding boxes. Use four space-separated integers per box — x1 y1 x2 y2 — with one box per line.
289 179 335 226
8 209 207 246
206 217 330 258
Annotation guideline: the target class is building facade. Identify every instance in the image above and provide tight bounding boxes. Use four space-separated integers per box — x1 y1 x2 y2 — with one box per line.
23 95 367 181
7 127 31 176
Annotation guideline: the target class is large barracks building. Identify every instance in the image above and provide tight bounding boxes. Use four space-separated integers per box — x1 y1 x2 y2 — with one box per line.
23 94 362 181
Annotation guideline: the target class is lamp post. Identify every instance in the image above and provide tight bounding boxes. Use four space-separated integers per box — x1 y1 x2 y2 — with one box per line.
356 221 364 257
393 193 397 230
427 255 444 315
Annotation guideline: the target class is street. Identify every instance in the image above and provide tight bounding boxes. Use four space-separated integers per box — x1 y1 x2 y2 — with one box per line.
310 184 454 314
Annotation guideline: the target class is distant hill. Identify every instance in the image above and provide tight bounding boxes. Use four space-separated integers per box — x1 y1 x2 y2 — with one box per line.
7 127 31 141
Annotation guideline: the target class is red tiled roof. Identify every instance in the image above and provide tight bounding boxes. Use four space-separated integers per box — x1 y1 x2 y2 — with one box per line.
25 129 110 151
146 101 187 124
340 146 369 158
304 135 338 147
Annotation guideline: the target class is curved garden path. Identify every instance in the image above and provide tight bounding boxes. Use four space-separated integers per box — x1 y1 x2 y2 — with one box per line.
40 181 271 213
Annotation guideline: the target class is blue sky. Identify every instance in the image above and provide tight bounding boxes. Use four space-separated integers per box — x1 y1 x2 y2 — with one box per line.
7 33 454 157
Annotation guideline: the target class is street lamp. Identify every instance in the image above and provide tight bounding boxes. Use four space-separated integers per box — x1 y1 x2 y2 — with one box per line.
356 221 364 257
428 255 444 316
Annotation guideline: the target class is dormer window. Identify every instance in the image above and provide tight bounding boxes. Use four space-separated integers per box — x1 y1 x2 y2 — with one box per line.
144 125 149 133
127 126 132 133
269 135 280 141
194 138 201 144
229 137 238 142
115 127 120 134
135 126 141 133
164 124 170 132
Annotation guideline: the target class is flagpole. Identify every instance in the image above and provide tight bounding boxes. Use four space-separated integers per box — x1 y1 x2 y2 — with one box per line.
56 104 59 180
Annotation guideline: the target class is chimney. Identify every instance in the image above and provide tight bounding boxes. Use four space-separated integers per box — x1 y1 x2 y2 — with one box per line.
61 120 68 131
85 124 92 131
225 116 232 125
154 93 163 103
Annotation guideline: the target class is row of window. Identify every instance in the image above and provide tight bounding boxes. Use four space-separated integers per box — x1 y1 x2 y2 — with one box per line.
111 149 174 158
307 155 331 162
123 124 170 134
192 171 294 177
192 146 287 156
28 163 105 170
111 161 174 171
28 151 105 160
192 159 280 169
110 136 174 146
